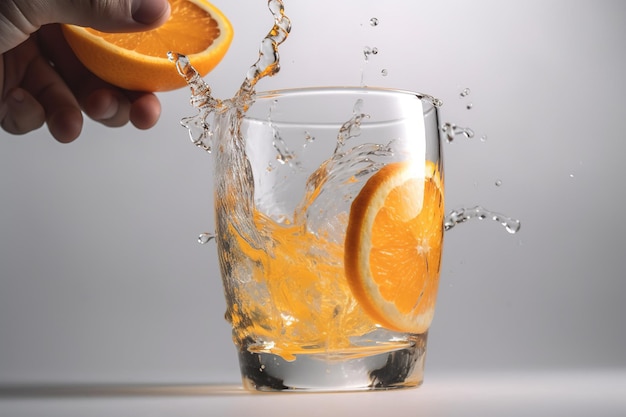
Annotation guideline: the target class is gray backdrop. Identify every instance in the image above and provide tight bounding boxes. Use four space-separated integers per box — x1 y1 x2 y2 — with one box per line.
1 0 625 384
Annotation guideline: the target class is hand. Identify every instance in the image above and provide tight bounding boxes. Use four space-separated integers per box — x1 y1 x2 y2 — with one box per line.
0 0 171 143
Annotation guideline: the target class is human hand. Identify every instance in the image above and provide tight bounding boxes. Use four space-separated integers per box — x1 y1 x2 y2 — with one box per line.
0 0 171 143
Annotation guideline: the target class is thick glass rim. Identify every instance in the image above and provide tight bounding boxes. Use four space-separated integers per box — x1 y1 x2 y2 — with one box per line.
244 86 441 125
253 86 441 106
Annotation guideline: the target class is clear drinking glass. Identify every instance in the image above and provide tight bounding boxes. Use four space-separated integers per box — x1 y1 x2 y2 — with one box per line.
212 87 444 391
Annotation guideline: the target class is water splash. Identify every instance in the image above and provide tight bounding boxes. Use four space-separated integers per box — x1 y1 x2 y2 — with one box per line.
237 0 291 100
444 206 521 234
168 52 221 152
170 0 292 255
267 100 298 166
336 100 369 149
273 127 296 165
169 0 291 151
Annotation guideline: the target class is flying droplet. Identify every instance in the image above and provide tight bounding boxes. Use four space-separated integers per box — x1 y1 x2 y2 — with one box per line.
363 46 378 60
369 17 379 26
442 122 475 141
460 88 471 97
198 232 216 245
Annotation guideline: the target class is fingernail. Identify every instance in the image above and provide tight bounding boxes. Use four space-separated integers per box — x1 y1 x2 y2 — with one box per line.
132 0 171 25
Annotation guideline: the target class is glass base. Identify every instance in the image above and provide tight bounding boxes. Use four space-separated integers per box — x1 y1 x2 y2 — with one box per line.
237 333 428 392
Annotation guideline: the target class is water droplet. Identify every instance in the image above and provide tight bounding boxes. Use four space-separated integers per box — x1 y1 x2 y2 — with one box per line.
495 179 502 187
569 173 575 178
304 130 315 145
442 122 475 142
441 123 455 142
276 151 294 165
381 68 388 76
432 97 444 107
198 232 216 244
460 88 471 98
466 103 473 110
369 17 379 26
363 46 378 60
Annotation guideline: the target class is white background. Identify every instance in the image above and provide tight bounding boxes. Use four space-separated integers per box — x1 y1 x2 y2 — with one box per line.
1 0 625 386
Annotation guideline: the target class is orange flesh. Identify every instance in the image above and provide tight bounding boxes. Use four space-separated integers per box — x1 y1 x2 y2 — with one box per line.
344 161 444 333
85 0 219 55
370 176 443 315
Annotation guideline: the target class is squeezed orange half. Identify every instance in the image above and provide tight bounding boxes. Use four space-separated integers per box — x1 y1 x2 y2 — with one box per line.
62 0 233 91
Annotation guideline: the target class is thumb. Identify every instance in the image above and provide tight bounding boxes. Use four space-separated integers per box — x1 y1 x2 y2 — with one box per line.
34 0 170 32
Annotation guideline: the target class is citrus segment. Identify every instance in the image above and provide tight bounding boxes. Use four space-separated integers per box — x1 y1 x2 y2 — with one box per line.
62 0 233 91
345 161 444 334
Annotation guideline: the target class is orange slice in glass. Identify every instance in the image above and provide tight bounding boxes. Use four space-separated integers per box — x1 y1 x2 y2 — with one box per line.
345 160 444 334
